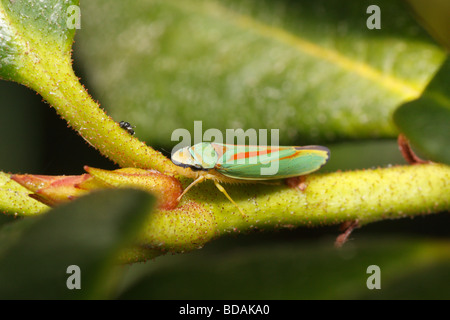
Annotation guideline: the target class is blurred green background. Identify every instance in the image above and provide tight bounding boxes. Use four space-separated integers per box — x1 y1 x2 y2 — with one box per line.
0 0 449 299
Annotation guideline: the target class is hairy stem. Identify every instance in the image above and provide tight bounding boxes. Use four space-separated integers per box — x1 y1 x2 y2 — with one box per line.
16 45 178 174
120 163 450 262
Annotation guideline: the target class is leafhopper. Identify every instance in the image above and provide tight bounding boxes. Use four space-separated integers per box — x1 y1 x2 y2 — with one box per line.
171 142 330 216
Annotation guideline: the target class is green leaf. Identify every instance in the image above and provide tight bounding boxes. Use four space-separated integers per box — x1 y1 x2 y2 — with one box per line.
117 236 450 299
405 0 450 51
0 215 34 258
394 57 450 164
0 189 155 299
76 0 446 146
0 0 79 81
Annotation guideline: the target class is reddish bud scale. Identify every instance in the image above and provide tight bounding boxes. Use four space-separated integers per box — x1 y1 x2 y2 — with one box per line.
84 167 183 210
11 174 91 206
12 168 183 210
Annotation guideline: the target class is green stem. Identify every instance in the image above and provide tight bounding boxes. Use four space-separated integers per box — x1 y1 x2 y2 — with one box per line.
122 163 450 262
0 172 49 216
16 43 178 175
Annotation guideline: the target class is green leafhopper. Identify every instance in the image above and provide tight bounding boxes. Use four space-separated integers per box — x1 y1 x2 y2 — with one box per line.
171 142 330 216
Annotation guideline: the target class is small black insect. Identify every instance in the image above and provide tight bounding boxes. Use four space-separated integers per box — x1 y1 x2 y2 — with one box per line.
119 121 135 135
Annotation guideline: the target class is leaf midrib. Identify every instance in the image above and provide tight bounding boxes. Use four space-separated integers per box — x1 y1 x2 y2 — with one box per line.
166 0 426 100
